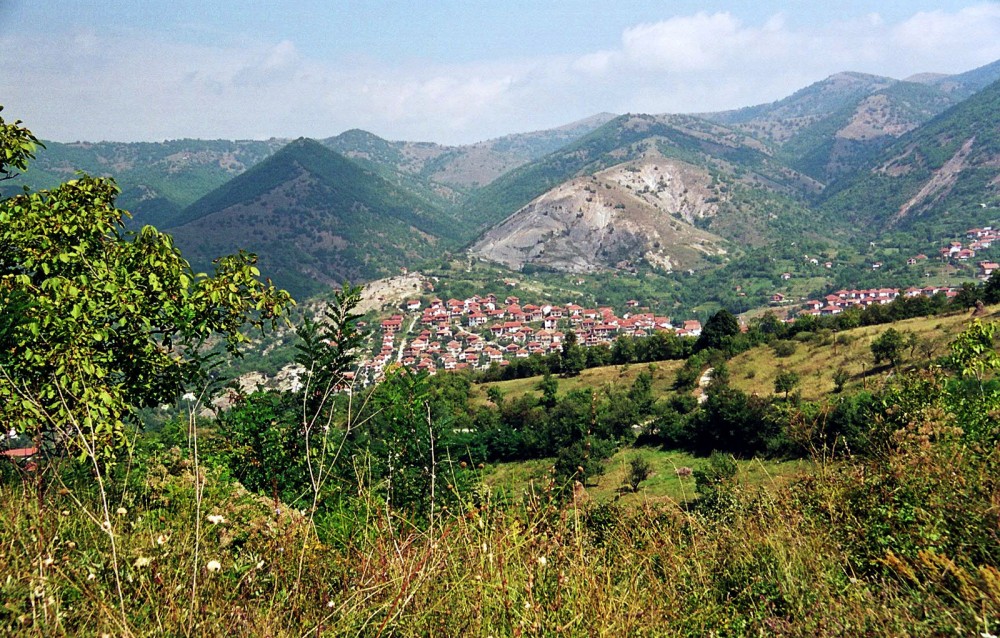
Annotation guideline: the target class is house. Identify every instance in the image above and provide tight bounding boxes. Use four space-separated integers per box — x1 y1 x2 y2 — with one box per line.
682 320 702 336
781 272 791 280
980 262 1000 278
770 293 786 304
405 299 421 311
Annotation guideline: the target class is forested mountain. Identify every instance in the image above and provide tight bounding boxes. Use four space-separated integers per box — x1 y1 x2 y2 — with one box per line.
9 60 999 300
6 138 287 229
820 77 1000 238
164 138 462 299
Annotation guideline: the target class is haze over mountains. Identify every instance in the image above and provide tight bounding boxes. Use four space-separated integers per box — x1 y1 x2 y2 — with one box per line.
10 59 1000 300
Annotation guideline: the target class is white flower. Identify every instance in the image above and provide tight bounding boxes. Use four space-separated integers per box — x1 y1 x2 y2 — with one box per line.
206 560 221 572
182 392 197 402
536 556 547 567
61 510 70 517
133 556 150 568
116 507 128 516
206 514 225 525
42 557 54 567
156 534 169 546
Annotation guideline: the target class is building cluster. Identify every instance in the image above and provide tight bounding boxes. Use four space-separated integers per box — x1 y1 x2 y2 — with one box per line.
932 227 1000 275
798 285 958 317
356 294 701 381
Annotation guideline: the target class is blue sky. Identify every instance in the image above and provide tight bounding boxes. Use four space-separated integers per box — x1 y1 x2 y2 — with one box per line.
2 1 999 144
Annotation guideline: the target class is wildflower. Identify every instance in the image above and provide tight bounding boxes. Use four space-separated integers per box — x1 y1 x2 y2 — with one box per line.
66 541 76 550
536 556 547 567
61 510 70 517
133 556 150 568
523 601 532 610
87 573 96 581
326 600 335 609
116 507 128 516
206 560 221 572
156 534 169 546
42 557 54 567
182 392 197 402
206 514 225 525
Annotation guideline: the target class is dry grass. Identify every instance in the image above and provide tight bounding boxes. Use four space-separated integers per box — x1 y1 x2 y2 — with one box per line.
2 437 998 637
472 360 683 406
730 308 988 401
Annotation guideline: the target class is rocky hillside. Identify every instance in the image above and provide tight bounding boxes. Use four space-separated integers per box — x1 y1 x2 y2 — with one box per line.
820 77 1000 236
470 153 726 273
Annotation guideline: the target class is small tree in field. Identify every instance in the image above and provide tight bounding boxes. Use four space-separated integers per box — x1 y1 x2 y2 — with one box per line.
871 328 905 368
774 370 800 400
625 455 652 492
0 107 294 463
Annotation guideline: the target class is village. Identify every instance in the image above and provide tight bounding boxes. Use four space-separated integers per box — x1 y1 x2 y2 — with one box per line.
353 294 702 383
343 224 1000 384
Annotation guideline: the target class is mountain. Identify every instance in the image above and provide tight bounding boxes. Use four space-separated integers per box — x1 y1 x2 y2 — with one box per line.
469 153 727 273
466 112 822 250
324 113 617 191
909 58 1000 99
8 138 287 228
820 77 1000 237
702 72 971 184
164 138 461 299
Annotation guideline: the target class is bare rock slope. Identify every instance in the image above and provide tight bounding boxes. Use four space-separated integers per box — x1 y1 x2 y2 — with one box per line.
470 154 727 273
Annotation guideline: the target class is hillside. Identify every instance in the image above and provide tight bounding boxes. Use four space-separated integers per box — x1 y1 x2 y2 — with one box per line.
469 152 727 273
466 112 825 272
165 139 461 298
6 138 287 228
325 113 616 191
820 77 1000 238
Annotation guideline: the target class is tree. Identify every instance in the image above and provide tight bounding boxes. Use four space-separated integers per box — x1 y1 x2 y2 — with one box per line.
560 330 586 377
774 370 800 400
625 455 651 492
0 109 294 462
697 309 740 352
871 328 905 368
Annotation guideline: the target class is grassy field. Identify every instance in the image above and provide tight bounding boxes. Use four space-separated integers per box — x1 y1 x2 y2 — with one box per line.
728 307 989 401
471 358 684 405
473 306 992 408
486 447 817 507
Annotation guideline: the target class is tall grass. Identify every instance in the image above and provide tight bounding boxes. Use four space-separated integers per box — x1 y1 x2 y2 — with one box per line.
3 431 998 636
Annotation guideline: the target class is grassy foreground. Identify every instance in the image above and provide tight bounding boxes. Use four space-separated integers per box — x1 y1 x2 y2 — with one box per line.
3 433 999 637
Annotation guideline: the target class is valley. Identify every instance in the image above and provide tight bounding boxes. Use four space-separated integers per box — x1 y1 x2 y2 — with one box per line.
4 53 1000 638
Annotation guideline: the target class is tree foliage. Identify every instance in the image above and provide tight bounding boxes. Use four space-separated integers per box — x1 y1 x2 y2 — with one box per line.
871 328 905 368
0 109 294 462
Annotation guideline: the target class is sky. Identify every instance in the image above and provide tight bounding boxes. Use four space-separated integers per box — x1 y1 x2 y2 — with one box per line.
1 1 999 145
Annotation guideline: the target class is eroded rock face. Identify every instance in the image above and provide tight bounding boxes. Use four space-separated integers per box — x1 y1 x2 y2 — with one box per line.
470 155 726 273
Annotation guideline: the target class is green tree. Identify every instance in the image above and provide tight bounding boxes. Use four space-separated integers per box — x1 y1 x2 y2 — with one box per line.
625 455 652 492
0 109 293 462
560 330 586 377
697 309 740 352
871 328 905 368
774 370 800 400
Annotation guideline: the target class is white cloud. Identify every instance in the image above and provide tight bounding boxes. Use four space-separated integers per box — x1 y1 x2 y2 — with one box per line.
2 5 998 145
891 4 1000 71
